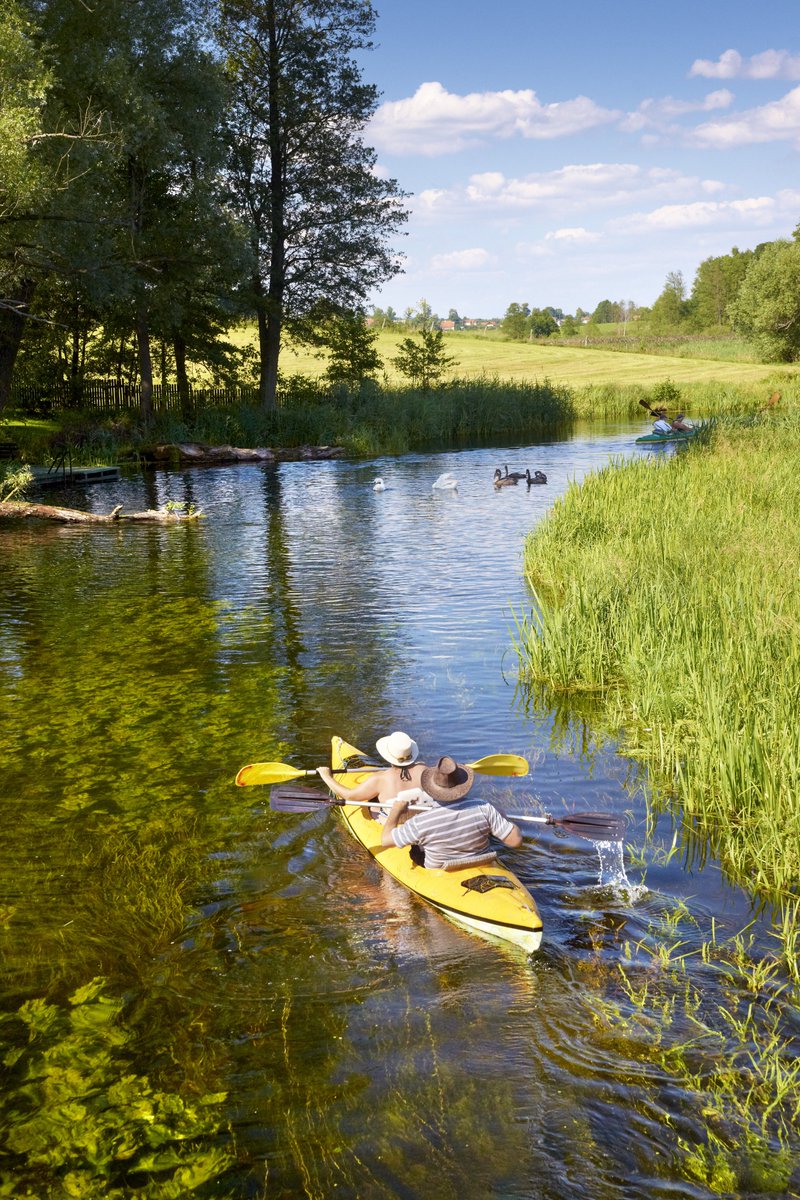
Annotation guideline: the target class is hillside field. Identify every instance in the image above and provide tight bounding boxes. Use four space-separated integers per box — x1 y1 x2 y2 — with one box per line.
233 327 800 389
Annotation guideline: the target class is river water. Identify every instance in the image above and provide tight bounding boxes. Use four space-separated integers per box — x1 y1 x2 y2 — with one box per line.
0 420 794 1198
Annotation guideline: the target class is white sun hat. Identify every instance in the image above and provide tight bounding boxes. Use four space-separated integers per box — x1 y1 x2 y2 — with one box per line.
375 731 419 767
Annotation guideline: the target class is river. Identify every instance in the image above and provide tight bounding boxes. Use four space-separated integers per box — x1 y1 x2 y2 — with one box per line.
0 419 794 1199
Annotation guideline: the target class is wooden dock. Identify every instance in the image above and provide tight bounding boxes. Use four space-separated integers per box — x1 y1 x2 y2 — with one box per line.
30 465 120 487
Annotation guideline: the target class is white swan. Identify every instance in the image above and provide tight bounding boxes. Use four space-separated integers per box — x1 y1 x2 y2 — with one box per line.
432 472 458 491
373 477 386 491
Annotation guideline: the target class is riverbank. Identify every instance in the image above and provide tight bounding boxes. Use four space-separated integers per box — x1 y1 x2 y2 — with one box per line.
517 407 800 973
3 375 794 469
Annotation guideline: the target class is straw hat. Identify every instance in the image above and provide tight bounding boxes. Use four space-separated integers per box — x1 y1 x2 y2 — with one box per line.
420 755 474 802
376 731 419 767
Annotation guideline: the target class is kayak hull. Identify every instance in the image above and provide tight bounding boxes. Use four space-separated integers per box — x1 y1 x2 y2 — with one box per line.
636 430 697 444
331 736 543 954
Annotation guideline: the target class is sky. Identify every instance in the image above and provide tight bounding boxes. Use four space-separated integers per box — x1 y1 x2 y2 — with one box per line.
362 0 800 320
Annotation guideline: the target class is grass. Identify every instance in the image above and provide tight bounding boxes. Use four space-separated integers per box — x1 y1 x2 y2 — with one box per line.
227 324 800 389
515 407 800 974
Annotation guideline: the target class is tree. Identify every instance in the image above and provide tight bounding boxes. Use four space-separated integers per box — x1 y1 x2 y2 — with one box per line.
221 0 407 410
0 0 63 410
592 299 622 323
3 0 237 419
447 308 461 328
501 302 529 341
322 310 382 389
649 271 690 331
730 239 800 361
413 298 435 328
690 248 755 330
392 327 456 389
527 308 558 338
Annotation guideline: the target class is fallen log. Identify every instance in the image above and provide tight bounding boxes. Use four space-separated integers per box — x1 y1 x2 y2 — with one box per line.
0 501 202 524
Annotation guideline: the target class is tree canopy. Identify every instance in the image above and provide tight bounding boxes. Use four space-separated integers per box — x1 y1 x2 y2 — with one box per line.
730 237 800 361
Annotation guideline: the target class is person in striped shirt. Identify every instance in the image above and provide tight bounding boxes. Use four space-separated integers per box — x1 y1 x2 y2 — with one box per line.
381 755 522 869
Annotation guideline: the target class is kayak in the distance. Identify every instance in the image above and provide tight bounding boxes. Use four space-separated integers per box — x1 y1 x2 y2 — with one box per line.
329 735 543 954
636 428 698 444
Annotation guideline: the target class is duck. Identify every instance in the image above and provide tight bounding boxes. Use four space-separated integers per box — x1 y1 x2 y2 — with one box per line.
373 477 386 491
493 468 518 489
432 472 458 491
525 469 547 486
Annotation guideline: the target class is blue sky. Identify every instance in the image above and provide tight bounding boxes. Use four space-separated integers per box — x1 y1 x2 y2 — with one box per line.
363 0 800 319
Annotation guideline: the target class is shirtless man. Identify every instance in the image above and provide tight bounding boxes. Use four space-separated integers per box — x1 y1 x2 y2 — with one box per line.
316 730 428 819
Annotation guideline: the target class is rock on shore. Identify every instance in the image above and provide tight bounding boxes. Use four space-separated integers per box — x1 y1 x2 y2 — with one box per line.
142 443 344 464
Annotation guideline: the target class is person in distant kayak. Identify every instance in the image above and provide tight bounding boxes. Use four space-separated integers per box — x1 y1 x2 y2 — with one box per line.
381 755 522 868
651 407 674 434
317 730 429 820
672 412 694 431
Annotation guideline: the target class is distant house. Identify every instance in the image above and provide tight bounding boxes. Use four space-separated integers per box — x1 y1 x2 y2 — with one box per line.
439 319 456 332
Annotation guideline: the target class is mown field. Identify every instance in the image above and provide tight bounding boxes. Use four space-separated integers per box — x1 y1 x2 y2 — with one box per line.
233 326 800 389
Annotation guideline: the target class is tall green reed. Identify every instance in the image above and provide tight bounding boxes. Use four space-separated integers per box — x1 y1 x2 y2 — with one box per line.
516 410 800 971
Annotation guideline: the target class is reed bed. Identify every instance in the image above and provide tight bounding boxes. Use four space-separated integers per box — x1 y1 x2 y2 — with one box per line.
517 409 800 972
11 376 792 464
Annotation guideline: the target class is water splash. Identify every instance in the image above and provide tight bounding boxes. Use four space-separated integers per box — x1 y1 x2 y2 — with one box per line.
593 839 648 902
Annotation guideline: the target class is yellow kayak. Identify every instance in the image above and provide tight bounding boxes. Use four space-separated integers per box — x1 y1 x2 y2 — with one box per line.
331 736 543 953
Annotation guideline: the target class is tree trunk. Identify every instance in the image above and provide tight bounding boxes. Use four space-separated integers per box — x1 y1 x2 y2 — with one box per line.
0 501 201 523
0 280 36 414
136 303 153 422
262 0 285 412
173 334 192 418
69 322 82 406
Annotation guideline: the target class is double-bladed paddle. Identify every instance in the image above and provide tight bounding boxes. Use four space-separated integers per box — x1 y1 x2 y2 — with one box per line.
269 784 626 843
235 751 529 788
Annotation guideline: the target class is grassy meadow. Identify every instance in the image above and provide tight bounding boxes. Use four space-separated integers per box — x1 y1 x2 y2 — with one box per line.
238 325 800 390
516 408 800 973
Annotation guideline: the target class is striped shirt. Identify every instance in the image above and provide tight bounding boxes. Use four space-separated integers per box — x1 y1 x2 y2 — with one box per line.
391 798 515 869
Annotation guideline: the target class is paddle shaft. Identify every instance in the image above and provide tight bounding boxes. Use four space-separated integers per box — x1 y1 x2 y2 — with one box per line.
307 797 580 825
269 784 625 841
236 752 528 787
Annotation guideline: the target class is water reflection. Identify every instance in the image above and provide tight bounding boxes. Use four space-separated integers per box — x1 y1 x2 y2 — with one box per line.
0 421 792 1198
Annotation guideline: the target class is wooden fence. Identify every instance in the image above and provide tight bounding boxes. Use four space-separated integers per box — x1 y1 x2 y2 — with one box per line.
10 381 278 413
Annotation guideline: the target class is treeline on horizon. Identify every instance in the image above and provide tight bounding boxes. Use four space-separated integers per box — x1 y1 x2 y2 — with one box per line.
377 228 800 360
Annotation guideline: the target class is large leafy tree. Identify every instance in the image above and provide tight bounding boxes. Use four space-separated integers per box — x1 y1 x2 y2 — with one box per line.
221 0 407 409
730 236 800 362
0 0 54 410
690 247 756 330
34 0 238 419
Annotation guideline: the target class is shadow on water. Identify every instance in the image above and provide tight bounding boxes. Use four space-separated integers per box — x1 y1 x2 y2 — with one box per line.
1 419 798 1198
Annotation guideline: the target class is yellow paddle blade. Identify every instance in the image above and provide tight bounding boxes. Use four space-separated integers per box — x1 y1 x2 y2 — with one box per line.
469 754 528 777
235 761 309 786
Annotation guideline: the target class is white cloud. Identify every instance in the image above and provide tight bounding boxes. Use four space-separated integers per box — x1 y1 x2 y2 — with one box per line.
369 81 620 156
544 227 601 243
613 197 777 234
690 48 800 81
430 248 496 272
693 86 800 147
620 89 734 135
419 163 726 216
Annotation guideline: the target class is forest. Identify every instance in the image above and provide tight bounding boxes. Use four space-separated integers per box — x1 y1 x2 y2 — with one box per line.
0 0 407 416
